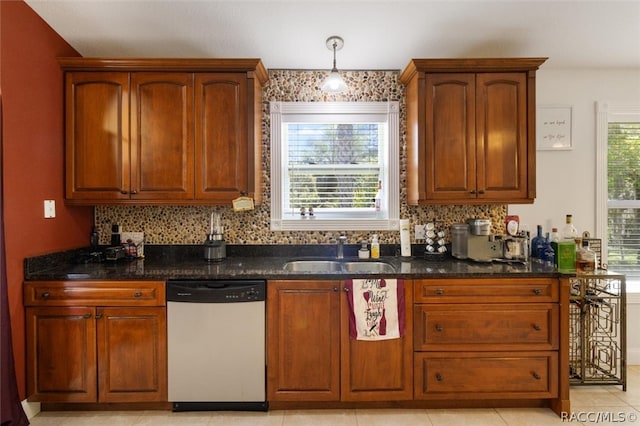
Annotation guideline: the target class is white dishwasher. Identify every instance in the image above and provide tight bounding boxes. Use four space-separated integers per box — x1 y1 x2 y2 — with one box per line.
166 279 267 411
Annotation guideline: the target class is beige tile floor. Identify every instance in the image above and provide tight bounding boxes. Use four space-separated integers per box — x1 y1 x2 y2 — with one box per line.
29 367 639 426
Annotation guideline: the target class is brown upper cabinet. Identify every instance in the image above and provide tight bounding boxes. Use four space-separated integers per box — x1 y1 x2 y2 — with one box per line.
399 58 547 205
60 58 268 205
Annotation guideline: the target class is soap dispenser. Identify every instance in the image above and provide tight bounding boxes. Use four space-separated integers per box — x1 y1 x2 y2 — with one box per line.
358 241 370 259
371 234 380 259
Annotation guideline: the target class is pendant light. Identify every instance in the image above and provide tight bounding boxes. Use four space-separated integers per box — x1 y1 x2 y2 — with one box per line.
321 36 348 93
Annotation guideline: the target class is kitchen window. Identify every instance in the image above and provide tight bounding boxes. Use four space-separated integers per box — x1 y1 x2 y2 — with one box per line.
596 102 640 288
270 101 399 231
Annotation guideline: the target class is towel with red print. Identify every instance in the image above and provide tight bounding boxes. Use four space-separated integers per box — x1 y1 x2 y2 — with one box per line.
346 278 404 341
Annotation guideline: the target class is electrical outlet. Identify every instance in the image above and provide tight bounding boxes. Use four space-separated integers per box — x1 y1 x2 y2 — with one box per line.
44 200 56 218
415 224 426 240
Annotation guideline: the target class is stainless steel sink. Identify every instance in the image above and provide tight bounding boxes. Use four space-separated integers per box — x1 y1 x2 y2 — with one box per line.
283 260 342 272
342 261 395 273
283 259 395 273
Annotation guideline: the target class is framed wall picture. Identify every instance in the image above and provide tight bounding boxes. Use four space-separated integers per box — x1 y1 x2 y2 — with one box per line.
537 105 573 150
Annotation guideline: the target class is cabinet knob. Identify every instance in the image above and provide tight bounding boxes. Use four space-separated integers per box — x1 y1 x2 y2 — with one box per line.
532 372 541 380
130 190 137 195
343 287 349 293
41 292 50 299
333 287 339 292
134 291 142 298
533 288 542 295
533 324 542 331
435 289 444 296
436 373 443 382
435 324 443 332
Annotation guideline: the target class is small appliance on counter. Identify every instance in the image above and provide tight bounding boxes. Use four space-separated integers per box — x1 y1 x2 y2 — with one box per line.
204 212 226 262
451 219 503 262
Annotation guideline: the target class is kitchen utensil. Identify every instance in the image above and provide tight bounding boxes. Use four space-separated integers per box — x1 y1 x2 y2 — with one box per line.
466 218 491 236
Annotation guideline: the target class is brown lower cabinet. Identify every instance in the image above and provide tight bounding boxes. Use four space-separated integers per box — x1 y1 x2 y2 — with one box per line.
267 277 570 417
413 277 570 414
24 281 167 403
266 279 414 402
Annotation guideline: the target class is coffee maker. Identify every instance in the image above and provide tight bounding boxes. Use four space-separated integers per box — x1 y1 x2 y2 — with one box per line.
452 219 503 262
204 212 226 262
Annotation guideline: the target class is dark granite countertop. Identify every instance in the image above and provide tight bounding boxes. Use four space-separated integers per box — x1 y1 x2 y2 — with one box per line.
24 244 562 281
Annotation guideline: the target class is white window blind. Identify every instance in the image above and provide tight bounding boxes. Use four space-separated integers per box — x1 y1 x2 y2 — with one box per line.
270 101 400 231
607 122 640 279
286 123 384 211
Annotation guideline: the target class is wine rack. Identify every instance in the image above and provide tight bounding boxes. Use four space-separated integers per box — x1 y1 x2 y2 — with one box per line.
569 271 626 389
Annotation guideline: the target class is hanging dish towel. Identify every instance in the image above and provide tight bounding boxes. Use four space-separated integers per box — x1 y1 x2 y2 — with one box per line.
346 278 405 341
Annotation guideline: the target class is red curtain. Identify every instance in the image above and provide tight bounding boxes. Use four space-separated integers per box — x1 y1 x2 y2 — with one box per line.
0 96 29 425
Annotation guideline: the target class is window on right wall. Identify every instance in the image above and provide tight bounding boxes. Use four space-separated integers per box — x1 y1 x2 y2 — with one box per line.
596 102 640 286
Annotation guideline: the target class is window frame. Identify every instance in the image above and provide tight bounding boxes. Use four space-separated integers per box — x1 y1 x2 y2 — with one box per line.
595 101 640 276
270 101 400 231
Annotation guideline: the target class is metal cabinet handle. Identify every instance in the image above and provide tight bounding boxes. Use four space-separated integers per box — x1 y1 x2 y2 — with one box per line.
343 287 349 293
435 289 444 296
436 374 443 382
435 324 443 332
533 288 542 295
41 292 50 299
130 190 137 195
533 324 542 331
477 190 485 194
532 372 541 380
134 291 142 298
333 287 339 292
83 313 91 319
95 313 103 319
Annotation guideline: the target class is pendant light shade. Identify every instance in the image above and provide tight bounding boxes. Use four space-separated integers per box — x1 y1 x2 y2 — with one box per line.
321 36 348 93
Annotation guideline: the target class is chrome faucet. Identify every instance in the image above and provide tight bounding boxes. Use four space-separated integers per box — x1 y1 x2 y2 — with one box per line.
337 235 347 259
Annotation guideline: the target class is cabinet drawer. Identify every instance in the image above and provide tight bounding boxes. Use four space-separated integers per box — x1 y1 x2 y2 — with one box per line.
24 281 166 306
414 352 558 399
414 304 558 351
414 278 558 303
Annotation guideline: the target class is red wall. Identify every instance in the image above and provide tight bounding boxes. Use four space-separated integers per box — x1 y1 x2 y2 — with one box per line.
1 1 93 399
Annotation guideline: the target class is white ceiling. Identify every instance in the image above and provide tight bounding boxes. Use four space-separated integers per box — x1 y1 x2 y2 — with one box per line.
25 0 640 71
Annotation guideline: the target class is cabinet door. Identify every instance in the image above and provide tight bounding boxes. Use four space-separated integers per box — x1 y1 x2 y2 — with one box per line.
195 73 249 202
424 73 476 201
26 307 97 402
415 351 557 400
341 279 414 401
267 280 341 401
476 72 528 201
65 72 130 201
414 304 558 351
130 73 194 200
97 307 167 402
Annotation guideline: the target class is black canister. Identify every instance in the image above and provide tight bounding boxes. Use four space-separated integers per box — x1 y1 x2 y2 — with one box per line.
204 234 226 262
111 224 121 246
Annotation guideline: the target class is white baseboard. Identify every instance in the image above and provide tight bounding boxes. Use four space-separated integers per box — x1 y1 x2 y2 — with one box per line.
21 400 40 420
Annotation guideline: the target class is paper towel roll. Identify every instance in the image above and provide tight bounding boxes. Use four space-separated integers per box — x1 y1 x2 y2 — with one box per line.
400 219 411 257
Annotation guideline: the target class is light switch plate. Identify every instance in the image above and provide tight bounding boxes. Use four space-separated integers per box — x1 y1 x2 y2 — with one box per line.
415 224 426 240
44 200 55 218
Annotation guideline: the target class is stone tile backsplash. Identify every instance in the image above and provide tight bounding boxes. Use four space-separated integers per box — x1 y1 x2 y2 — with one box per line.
96 69 506 246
